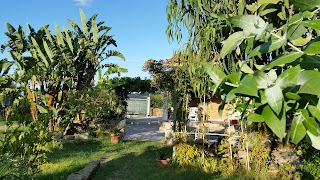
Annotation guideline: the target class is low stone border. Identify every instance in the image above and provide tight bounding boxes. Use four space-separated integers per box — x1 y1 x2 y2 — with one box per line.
67 160 100 180
127 121 161 125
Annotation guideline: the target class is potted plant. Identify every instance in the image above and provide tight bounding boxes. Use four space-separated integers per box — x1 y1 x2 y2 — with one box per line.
109 126 122 144
156 151 171 167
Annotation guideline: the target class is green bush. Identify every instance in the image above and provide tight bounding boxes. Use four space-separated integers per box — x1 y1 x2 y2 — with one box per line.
0 153 34 179
150 94 163 108
300 143 320 178
173 143 218 173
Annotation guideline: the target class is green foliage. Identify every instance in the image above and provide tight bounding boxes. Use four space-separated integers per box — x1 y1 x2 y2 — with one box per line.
150 94 163 108
60 86 123 128
174 143 202 168
0 8 126 178
143 59 175 92
0 153 32 179
300 142 320 178
247 132 270 174
167 0 320 149
174 143 218 173
279 163 301 180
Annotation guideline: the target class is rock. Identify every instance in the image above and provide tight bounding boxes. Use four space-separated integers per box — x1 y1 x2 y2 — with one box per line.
54 132 63 140
238 150 247 159
165 136 173 146
67 160 100 180
74 133 89 140
225 126 236 134
64 135 75 140
159 121 172 132
165 129 173 146
119 120 126 129
203 123 224 132
227 135 240 146
66 174 83 180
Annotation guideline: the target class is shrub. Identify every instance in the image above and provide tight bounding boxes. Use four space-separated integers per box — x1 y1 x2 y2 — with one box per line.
0 153 35 179
150 94 163 108
173 143 218 173
300 142 320 178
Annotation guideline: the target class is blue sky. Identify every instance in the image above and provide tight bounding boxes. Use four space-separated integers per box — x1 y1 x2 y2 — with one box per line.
0 0 182 78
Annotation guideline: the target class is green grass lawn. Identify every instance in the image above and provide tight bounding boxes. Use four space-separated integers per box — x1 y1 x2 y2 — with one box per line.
36 137 257 180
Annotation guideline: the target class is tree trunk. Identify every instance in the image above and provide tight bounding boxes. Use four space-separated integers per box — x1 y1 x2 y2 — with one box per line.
172 89 178 132
162 92 168 121
27 87 37 123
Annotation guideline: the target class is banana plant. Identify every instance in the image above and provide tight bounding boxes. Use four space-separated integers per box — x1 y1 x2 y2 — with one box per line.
66 9 125 90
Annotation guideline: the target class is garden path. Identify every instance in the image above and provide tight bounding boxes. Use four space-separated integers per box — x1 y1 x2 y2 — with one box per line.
123 117 165 141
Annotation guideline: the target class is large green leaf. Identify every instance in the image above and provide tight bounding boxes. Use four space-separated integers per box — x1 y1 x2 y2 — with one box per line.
229 15 266 35
80 8 88 37
276 67 301 89
308 105 320 122
36 105 48 114
105 50 125 61
247 36 286 59
55 24 65 46
285 92 300 100
5 22 16 33
300 55 320 69
297 71 320 96
92 20 98 43
220 31 246 59
205 65 226 95
43 40 53 63
301 20 320 30
205 65 226 85
30 37 49 68
288 24 307 41
248 113 264 122
289 112 307 144
303 117 320 136
62 26 74 54
292 0 320 11
226 72 242 85
259 8 277 16
239 62 254 73
291 33 312 46
226 89 237 102
254 71 272 89
288 13 303 26
305 37 320 55
306 131 320 150
234 74 258 97
265 84 283 115
262 105 286 139
246 0 280 12
261 51 303 71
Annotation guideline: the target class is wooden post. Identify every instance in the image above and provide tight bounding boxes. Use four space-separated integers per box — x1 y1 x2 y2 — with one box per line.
147 95 151 117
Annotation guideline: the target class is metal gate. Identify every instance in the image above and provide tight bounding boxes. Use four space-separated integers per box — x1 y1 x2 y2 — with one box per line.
126 98 148 116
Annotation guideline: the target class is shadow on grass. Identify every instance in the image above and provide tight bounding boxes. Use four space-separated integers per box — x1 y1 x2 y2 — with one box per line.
36 137 121 180
36 139 256 180
93 142 227 180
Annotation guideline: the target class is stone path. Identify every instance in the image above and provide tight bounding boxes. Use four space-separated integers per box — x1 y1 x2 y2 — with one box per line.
123 117 165 141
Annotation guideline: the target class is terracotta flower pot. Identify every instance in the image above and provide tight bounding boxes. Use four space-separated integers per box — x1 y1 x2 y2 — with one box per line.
157 158 171 167
110 135 120 144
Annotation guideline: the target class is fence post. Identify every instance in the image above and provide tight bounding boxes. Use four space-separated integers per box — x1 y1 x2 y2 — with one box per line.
147 96 151 117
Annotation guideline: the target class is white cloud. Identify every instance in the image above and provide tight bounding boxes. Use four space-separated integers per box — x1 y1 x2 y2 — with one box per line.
73 0 93 6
